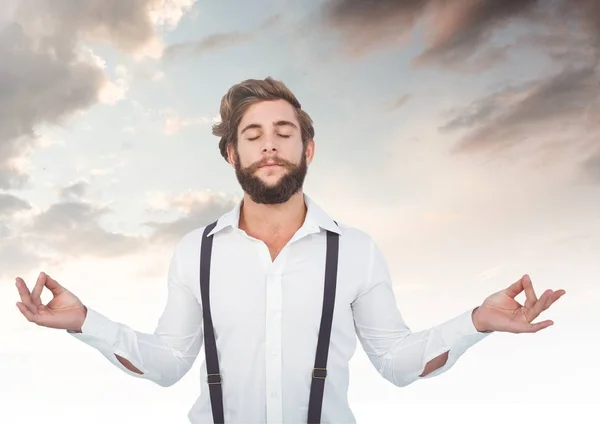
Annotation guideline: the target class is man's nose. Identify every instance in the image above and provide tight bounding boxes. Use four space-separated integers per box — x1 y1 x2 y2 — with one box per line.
261 133 278 153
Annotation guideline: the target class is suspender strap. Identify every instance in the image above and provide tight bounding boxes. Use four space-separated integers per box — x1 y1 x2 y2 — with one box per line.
200 221 225 424
307 229 340 424
199 221 340 424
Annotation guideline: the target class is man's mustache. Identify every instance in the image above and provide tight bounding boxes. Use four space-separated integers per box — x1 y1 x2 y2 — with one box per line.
245 157 295 172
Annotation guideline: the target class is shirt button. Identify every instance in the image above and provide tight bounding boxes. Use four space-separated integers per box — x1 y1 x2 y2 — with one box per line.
270 391 277 398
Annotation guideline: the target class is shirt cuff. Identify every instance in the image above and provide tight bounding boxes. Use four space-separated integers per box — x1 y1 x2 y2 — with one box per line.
440 307 492 348
66 307 121 349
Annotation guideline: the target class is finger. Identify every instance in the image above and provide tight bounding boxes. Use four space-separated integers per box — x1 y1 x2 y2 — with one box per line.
544 289 566 310
15 278 38 314
513 319 554 333
30 272 47 306
523 319 554 333
521 274 538 309
530 289 559 318
16 301 37 323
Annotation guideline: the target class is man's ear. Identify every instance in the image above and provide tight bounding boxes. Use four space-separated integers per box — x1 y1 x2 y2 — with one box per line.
305 139 315 165
226 143 237 166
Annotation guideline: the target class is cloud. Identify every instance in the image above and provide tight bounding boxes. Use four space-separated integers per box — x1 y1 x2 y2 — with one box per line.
145 190 238 244
27 201 145 259
0 186 237 279
0 0 195 190
439 65 600 178
515 0 599 68
0 192 40 280
321 0 537 66
0 193 32 216
384 94 412 112
58 181 89 201
163 13 281 58
320 0 598 72
161 109 217 136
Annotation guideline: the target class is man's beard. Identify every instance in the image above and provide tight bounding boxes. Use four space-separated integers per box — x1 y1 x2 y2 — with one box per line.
234 150 308 205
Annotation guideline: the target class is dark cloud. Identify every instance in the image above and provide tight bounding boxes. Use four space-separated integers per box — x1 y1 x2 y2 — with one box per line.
441 66 598 151
321 0 538 67
321 0 429 58
164 13 281 59
440 65 600 179
516 0 599 67
412 0 539 68
321 0 598 72
0 0 177 190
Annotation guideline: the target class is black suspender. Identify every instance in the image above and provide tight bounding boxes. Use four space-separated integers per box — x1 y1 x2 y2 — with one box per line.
307 228 339 424
199 221 340 424
200 221 224 423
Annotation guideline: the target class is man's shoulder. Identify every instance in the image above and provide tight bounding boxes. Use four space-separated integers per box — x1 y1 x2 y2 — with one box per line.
171 221 219 255
336 221 377 249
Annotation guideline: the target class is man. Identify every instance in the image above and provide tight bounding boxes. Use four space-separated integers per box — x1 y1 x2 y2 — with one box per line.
15 77 565 424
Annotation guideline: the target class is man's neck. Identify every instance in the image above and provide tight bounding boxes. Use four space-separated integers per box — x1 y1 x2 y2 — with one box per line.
238 191 307 241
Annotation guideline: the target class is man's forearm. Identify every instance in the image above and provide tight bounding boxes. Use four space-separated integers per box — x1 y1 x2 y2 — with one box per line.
116 355 144 374
419 307 489 377
419 351 449 377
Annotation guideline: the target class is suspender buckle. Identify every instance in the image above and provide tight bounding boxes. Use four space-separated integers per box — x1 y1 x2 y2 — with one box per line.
207 373 222 384
312 367 327 379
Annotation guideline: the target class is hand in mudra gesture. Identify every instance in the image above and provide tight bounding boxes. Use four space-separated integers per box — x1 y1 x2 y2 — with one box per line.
16 272 87 333
473 274 566 333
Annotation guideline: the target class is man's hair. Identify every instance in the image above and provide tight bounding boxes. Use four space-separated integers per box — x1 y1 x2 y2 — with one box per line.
212 77 315 162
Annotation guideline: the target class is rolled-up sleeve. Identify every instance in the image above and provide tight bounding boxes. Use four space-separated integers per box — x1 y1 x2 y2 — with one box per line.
351 240 491 387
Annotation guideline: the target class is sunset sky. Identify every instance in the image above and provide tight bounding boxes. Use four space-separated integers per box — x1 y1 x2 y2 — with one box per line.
1 0 598 423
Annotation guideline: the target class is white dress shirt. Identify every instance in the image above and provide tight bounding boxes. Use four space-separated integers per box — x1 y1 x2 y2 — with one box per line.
69 194 490 423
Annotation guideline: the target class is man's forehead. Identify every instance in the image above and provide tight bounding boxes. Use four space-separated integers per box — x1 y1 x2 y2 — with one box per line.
242 100 296 120
239 101 299 131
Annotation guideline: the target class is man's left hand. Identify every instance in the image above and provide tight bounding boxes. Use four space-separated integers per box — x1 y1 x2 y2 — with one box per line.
472 274 566 333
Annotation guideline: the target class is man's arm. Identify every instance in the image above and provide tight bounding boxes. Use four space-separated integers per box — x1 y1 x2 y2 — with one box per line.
351 240 491 387
68 232 204 387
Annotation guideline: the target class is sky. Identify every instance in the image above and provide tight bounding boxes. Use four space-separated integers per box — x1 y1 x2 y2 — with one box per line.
0 0 598 422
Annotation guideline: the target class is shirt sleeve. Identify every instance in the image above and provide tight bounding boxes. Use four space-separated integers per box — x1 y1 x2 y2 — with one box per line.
66 233 204 387
351 239 491 387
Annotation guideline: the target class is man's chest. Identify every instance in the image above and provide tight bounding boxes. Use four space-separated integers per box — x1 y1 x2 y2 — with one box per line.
186 238 362 340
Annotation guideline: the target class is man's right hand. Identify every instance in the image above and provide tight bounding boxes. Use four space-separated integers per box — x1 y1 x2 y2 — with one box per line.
16 272 87 333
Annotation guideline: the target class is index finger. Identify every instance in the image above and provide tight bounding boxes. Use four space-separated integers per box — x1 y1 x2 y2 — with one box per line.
44 274 66 297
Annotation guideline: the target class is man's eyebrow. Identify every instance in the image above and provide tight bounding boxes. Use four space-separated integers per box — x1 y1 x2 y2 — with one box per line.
240 123 261 134
273 120 298 129
240 120 298 134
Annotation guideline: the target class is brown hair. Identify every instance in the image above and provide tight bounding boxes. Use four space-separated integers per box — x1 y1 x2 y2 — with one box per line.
212 77 315 162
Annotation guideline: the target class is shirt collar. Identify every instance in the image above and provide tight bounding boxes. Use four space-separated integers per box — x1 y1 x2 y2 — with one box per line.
207 194 341 237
